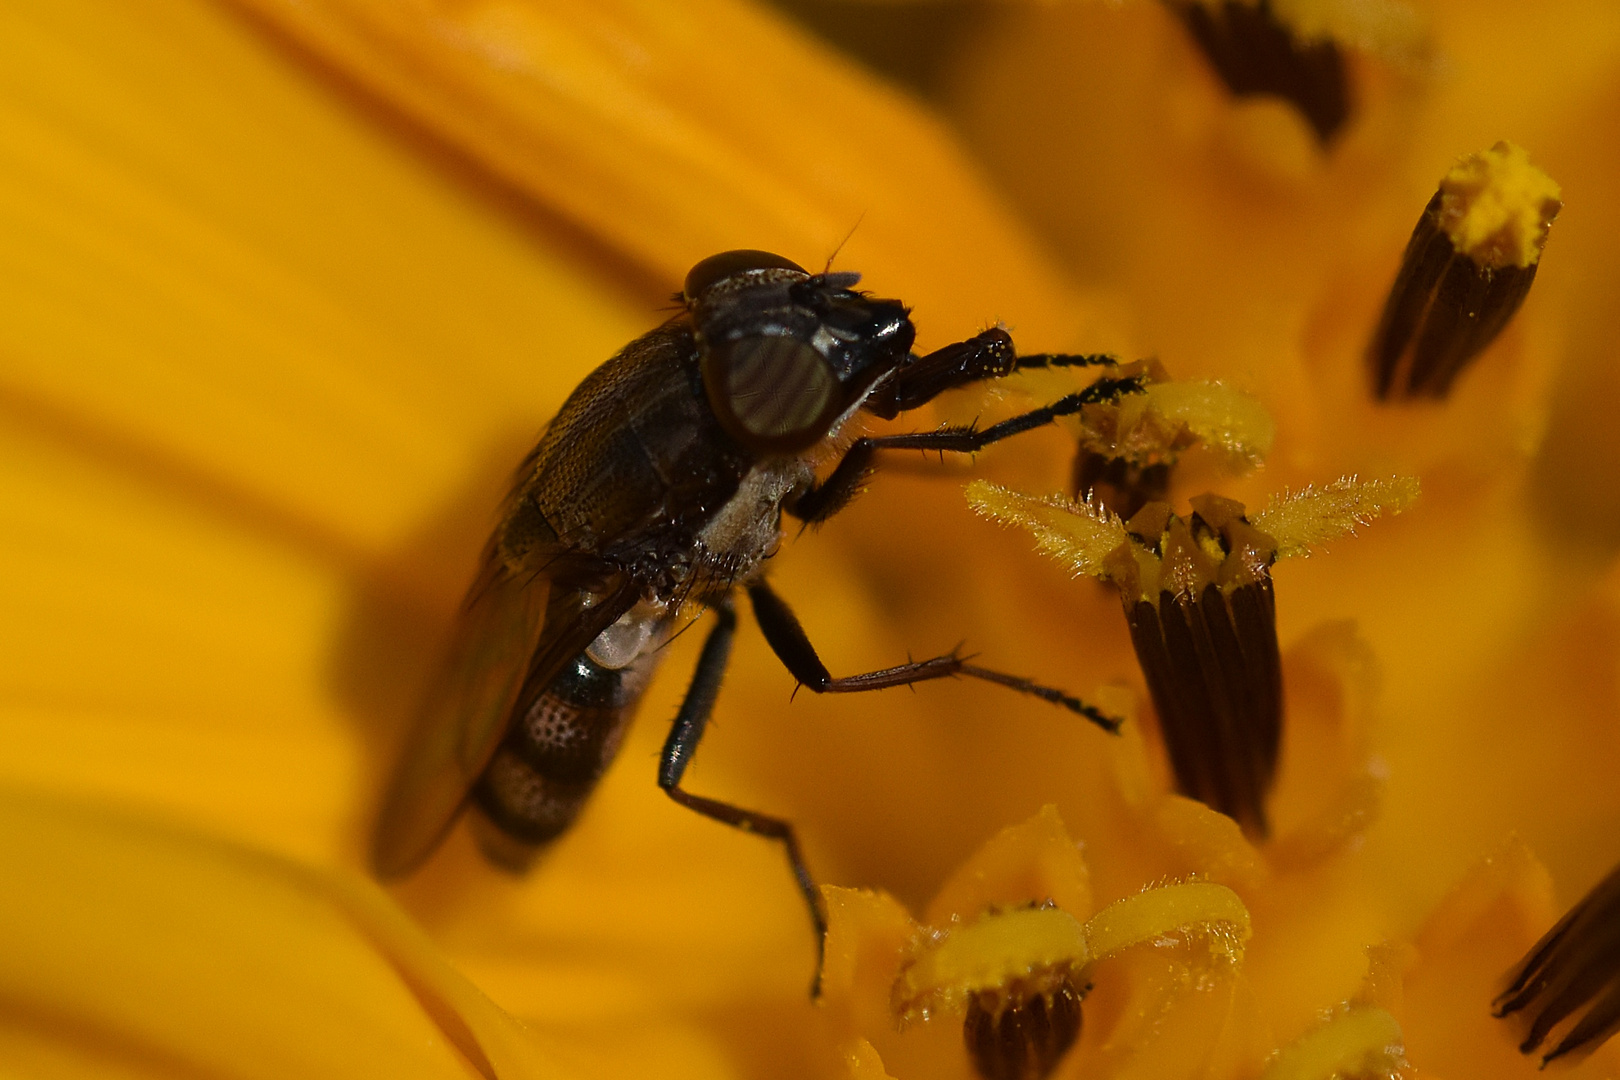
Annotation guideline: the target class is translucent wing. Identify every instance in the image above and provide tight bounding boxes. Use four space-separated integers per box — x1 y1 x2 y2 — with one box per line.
370 547 635 877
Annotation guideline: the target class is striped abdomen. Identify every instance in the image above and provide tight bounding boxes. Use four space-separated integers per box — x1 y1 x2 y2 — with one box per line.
471 647 659 869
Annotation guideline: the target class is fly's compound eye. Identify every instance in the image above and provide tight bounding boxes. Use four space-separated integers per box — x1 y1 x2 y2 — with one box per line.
683 249 807 302
703 334 841 454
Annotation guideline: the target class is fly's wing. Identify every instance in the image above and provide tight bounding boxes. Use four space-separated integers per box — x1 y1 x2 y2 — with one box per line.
370 547 636 877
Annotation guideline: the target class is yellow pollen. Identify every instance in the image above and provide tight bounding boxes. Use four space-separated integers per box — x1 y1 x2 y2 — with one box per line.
1437 141 1563 269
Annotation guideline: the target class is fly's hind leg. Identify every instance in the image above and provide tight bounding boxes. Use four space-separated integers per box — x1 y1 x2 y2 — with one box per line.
657 600 829 997
747 578 1121 732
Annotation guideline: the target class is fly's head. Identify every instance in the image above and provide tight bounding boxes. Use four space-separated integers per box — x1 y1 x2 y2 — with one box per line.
684 249 915 455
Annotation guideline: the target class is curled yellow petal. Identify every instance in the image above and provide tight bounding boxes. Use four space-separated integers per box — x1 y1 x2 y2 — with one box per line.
1083 881 1251 962
891 906 1089 1023
840 1037 899 1080
1250 475 1420 560
821 885 919 1032
965 479 1128 580
923 803 1092 927
1259 1006 1407 1080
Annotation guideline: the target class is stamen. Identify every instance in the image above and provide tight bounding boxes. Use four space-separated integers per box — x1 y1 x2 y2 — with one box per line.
1073 454 1172 523
1167 0 1352 144
1251 474 1420 559
1368 141 1562 400
1494 860 1620 1065
890 883 1250 1080
965 481 1130 579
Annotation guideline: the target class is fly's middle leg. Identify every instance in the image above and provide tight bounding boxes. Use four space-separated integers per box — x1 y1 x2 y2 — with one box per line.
658 600 829 997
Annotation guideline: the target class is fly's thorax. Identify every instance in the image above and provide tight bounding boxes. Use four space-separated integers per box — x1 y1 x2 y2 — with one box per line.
692 457 813 584
495 318 755 570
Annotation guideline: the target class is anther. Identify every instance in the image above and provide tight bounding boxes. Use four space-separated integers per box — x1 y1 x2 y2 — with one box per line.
1167 0 1351 144
1369 141 1562 400
1494 860 1620 1065
1120 494 1283 836
963 976 1085 1080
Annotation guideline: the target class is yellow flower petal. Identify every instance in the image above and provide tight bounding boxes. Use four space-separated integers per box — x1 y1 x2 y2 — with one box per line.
922 803 1092 926
2 0 647 558
0 786 560 1079
219 0 1099 350
840 1037 900 1080
822 885 918 1035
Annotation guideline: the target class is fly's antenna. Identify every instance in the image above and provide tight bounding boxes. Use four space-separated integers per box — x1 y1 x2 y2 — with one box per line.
825 212 867 273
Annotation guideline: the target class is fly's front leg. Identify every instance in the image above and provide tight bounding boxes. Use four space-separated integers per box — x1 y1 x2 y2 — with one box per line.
864 328 1122 420
748 579 1120 731
657 600 829 997
788 372 1147 525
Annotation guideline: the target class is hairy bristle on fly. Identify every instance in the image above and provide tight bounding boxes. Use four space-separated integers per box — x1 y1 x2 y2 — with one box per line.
1494 861 1620 1065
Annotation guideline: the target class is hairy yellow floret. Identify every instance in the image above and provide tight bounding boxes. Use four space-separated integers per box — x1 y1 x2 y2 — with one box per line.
1252 475 1421 560
965 481 1128 579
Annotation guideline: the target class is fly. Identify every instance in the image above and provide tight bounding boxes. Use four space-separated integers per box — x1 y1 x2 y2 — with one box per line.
372 249 1141 989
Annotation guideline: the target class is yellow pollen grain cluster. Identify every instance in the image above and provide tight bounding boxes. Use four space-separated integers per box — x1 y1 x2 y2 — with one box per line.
1252 475 1420 560
1437 141 1563 269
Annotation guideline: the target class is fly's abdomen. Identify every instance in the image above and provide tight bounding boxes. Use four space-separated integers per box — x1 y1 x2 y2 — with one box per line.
471 647 657 869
